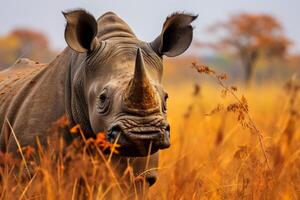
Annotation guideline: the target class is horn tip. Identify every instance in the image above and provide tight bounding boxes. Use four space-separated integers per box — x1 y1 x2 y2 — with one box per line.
137 47 142 55
135 47 144 67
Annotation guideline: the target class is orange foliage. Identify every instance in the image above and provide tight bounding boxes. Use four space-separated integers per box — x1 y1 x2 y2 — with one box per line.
209 13 291 56
287 54 300 69
11 29 49 49
70 124 120 154
207 13 292 85
0 28 56 70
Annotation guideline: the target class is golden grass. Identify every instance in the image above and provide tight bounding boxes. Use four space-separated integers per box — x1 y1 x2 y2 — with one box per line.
1 70 300 199
150 77 300 199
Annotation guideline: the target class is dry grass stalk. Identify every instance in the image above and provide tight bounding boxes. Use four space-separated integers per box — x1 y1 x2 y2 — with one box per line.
191 62 271 171
5 118 32 179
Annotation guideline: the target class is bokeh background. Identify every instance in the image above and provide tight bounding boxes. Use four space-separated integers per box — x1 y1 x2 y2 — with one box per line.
1 1 300 199
1 0 299 83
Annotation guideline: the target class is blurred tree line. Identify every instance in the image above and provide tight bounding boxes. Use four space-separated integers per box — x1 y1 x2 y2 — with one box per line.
195 13 298 87
0 28 56 70
0 13 299 87
208 14 291 86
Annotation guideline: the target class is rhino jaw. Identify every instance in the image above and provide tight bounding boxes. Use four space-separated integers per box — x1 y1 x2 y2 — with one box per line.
106 116 170 157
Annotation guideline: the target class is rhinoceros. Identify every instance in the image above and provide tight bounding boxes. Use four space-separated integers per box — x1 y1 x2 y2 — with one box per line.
0 9 197 186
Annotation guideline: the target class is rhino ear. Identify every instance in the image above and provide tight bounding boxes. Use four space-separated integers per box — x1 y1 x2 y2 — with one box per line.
151 13 198 57
63 9 98 53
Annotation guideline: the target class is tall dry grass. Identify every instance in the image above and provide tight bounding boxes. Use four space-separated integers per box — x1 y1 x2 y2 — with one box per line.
1 64 300 199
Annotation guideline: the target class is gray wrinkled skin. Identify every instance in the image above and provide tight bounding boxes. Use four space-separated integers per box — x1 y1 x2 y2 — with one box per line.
0 9 197 187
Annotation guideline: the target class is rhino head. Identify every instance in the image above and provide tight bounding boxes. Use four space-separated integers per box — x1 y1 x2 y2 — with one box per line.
63 10 197 157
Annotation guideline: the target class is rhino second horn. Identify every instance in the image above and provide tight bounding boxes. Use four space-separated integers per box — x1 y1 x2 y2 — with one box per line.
124 48 158 112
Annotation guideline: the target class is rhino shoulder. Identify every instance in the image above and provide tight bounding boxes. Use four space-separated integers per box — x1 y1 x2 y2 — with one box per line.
11 58 40 69
0 58 46 78
0 58 47 91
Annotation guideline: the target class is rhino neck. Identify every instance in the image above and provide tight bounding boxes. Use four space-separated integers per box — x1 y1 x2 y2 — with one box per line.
64 49 94 137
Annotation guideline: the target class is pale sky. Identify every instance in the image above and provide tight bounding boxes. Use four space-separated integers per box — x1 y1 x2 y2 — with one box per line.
1 0 299 54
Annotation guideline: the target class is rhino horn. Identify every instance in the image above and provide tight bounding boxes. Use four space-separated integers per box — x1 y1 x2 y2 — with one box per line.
124 48 158 111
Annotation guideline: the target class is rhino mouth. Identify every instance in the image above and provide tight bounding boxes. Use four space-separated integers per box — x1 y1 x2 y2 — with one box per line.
106 117 170 157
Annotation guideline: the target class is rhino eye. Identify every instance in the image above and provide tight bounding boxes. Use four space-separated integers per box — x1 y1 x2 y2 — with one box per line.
164 93 169 101
99 93 107 103
97 89 110 115
163 93 168 112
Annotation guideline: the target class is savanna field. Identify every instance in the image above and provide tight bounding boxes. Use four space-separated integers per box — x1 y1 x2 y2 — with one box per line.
1 60 300 199
151 65 300 199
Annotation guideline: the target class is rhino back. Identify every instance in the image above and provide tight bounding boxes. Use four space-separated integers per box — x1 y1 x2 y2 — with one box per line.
0 53 70 153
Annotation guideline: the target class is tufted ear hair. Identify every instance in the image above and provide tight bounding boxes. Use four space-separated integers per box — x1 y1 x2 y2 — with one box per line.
150 12 198 57
63 9 99 53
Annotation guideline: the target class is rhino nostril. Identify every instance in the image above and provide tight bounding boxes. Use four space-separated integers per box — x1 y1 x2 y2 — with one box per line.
146 175 157 186
165 124 170 132
111 125 122 133
107 125 122 142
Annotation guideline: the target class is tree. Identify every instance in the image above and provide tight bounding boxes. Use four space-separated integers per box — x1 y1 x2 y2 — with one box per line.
207 13 291 86
10 29 49 59
0 28 56 70
0 35 20 68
